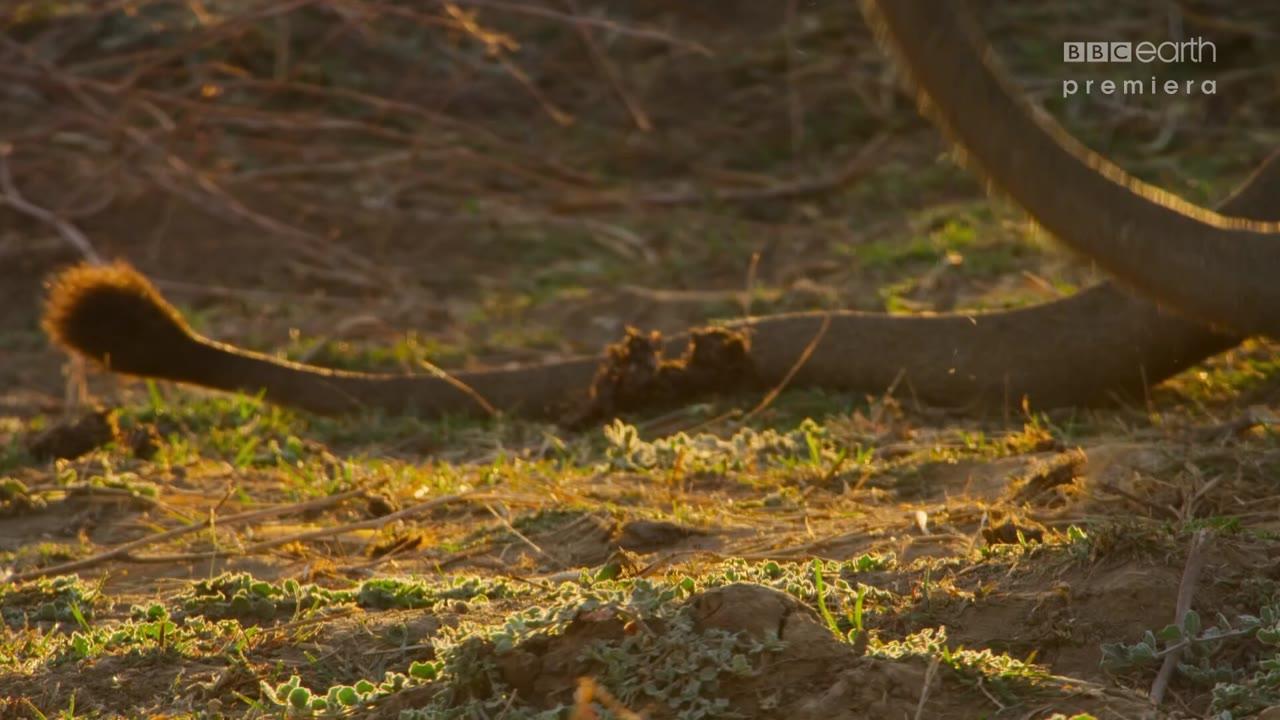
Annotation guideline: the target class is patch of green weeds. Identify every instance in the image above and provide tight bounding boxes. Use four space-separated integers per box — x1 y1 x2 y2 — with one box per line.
59 603 253 665
116 389 305 470
0 477 44 515
5 542 93 575
1061 524 1092 561
255 561 904 718
181 573 527 622
872 626 1049 705
843 209 1029 278
52 459 158 502
603 418 869 476
264 670 418 717
1102 600 1280 719
181 574 354 621
433 590 780 719
1074 520 1179 564
1163 341 1280 406
702 557 897 639
270 572 779 719
257 576 687 718
1 576 101 628
577 606 780 719
356 575 522 611
0 417 31 472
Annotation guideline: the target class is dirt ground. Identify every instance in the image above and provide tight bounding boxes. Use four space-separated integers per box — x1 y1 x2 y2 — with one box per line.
2 1 1280 718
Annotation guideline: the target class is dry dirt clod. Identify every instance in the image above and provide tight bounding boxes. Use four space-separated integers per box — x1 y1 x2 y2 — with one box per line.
24 407 119 461
615 519 705 552
1010 449 1086 504
791 660 938 720
982 518 1046 546
689 582 844 655
570 326 754 426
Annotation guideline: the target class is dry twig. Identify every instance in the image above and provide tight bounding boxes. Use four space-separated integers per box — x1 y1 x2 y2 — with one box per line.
1150 529 1212 705
740 312 832 423
126 491 505 563
5 488 367 583
556 133 890 211
0 144 103 264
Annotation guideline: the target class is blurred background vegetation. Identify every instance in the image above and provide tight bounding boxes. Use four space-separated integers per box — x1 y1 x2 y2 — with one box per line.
1 0 1277 410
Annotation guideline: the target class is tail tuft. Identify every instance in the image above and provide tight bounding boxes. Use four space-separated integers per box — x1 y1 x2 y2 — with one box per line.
43 262 202 377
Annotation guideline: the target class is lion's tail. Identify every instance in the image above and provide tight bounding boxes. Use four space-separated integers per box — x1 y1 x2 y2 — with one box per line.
43 262 210 381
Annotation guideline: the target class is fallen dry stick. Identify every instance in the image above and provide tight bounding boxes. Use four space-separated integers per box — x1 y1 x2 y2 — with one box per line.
127 491 503 563
3 488 366 583
1150 528 1212 705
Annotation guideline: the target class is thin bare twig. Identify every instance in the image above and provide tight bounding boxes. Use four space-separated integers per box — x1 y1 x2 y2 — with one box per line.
485 503 566 568
0 144 103 264
913 655 941 720
127 491 500 563
741 251 761 321
419 361 499 418
449 0 711 55
783 0 805 155
563 0 652 132
4 488 366 583
556 133 889 212
741 312 832 423
0 36 380 282
1150 529 1211 705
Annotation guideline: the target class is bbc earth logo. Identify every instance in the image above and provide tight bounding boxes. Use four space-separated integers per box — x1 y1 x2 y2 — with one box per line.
1061 38 1216 98
1063 39 1216 64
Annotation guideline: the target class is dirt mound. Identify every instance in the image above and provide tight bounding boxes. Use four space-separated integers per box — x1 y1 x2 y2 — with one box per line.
376 583 1149 719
